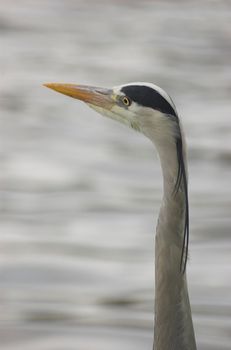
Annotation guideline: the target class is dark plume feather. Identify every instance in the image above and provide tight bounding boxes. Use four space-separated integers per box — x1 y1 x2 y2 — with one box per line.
173 126 189 274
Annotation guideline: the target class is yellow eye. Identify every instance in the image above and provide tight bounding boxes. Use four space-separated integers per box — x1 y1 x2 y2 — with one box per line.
122 96 131 107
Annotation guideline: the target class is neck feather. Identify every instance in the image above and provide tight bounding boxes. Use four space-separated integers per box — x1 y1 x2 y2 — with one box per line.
149 123 197 350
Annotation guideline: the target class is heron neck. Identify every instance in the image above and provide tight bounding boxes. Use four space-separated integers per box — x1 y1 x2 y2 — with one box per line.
152 137 197 350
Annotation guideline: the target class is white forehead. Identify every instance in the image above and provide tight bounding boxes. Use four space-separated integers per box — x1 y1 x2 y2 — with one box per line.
114 82 177 114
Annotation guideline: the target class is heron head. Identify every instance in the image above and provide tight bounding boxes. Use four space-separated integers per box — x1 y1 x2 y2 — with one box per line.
44 82 179 142
44 81 188 272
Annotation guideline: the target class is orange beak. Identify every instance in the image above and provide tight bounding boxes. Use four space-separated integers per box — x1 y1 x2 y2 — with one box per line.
43 83 114 110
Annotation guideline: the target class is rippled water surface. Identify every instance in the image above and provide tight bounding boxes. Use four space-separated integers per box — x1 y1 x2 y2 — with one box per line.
1 1 231 349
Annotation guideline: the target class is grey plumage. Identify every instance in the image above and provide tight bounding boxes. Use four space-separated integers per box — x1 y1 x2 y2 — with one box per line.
44 81 197 350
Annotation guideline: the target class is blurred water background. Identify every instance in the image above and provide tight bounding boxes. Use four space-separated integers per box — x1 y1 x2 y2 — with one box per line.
0 0 231 349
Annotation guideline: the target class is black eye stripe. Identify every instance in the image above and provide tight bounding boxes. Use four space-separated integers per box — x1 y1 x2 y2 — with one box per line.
121 85 177 117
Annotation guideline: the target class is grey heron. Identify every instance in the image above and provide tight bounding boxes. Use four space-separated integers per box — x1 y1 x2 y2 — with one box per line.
44 81 197 350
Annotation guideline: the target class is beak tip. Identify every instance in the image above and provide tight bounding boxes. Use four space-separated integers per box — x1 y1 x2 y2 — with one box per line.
43 83 54 89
